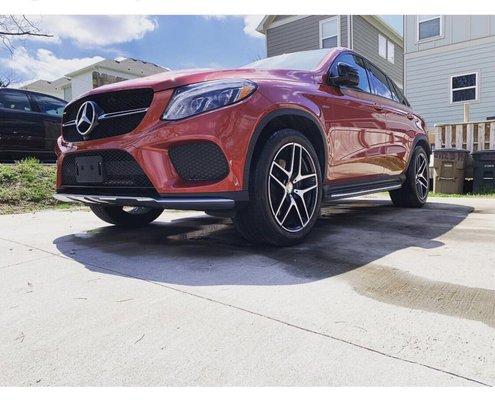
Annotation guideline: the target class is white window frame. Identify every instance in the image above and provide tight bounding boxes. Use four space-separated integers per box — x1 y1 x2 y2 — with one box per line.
387 41 395 64
378 34 394 64
319 16 340 49
378 34 387 58
416 15 443 43
450 72 479 104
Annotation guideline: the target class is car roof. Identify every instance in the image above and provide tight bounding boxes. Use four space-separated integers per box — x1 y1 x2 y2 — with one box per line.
0 87 67 103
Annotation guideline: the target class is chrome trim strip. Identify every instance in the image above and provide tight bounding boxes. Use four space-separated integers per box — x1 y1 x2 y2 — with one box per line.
53 193 235 210
62 120 76 127
98 108 148 121
329 184 402 199
62 108 148 127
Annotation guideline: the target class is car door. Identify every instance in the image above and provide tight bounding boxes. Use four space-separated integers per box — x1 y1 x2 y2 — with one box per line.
30 93 66 160
0 89 44 159
381 77 416 176
363 60 402 177
320 53 389 183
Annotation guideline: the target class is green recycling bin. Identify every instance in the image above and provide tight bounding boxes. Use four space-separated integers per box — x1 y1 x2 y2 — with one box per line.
472 150 495 193
433 149 470 194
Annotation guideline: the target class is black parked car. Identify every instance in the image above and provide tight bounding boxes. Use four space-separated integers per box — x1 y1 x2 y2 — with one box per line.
0 88 67 162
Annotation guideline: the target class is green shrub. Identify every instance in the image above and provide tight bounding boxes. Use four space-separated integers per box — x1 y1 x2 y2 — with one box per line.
0 158 62 213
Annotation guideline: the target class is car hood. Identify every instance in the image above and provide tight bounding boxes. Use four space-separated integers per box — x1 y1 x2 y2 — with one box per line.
87 68 317 96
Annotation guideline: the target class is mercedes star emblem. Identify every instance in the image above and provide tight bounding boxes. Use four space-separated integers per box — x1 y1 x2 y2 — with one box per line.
75 101 99 136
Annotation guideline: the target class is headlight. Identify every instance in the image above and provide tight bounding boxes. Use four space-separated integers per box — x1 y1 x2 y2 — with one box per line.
162 79 257 121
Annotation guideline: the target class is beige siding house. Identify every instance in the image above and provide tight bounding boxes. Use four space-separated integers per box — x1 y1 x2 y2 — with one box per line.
256 15 404 87
21 58 168 102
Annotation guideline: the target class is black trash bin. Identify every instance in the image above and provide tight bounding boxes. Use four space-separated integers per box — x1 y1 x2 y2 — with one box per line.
472 150 495 193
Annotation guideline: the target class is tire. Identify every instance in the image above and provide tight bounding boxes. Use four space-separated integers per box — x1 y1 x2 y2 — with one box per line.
89 205 163 227
389 146 429 208
233 129 323 246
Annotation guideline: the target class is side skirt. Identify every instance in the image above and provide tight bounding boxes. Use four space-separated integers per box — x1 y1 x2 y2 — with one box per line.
323 176 405 202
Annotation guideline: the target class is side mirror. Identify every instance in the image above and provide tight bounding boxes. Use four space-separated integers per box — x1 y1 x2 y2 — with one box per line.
329 62 360 87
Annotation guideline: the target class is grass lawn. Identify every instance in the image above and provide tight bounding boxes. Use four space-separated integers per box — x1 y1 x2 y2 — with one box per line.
0 158 83 215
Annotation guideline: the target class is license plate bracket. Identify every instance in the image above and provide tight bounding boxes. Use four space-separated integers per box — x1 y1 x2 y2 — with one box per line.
75 156 104 183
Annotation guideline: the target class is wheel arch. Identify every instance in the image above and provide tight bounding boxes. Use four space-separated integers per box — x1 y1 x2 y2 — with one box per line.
243 108 328 189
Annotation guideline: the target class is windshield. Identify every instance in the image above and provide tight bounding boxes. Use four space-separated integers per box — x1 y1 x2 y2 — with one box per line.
243 49 331 71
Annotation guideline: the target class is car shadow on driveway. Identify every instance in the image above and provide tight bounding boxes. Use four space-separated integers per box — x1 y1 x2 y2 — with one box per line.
52 199 474 287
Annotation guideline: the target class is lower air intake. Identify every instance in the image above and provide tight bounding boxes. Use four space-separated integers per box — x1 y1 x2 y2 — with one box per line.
168 141 229 182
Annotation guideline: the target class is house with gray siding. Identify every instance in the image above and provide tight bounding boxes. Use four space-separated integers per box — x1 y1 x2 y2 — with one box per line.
404 15 495 128
256 15 404 87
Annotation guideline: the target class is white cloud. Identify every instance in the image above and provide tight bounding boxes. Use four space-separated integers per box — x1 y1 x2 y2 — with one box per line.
243 16 264 39
37 15 158 47
2 46 104 81
201 15 264 39
201 15 228 21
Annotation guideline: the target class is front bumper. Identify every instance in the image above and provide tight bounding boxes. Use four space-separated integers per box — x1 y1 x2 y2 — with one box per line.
56 89 273 196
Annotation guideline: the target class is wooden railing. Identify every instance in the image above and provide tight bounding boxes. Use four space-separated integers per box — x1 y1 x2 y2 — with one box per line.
434 121 495 152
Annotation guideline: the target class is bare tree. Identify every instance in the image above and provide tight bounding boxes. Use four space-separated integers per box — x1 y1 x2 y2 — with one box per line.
0 15 52 54
0 70 18 87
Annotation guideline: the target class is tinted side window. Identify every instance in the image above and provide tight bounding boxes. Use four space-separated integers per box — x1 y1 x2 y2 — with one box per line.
365 62 393 100
330 53 370 93
34 94 66 116
0 90 32 111
388 79 410 107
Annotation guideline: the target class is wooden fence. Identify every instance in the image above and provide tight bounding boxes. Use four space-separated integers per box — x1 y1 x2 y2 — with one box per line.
434 121 495 152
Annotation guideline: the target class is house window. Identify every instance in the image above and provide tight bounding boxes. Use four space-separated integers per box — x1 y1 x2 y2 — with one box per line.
378 34 395 64
378 35 387 58
418 15 442 41
387 41 395 63
451 73 478 103
319 17 339 49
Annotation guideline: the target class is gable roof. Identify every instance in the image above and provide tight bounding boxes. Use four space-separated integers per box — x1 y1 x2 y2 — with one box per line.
256 15 403 46
65 58 169 78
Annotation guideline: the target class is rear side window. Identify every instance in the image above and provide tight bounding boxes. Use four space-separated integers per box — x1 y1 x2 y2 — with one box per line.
388 78 410 107
329 53 371 93
365 62 393 100
33 94 66 116
0 90 32 111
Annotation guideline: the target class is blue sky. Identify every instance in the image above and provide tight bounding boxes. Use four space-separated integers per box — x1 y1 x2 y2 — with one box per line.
0 15 403 85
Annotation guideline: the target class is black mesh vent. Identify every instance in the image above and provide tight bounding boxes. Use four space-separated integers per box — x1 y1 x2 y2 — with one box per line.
168 141 229 182
62 89 153 142
61 150 154 189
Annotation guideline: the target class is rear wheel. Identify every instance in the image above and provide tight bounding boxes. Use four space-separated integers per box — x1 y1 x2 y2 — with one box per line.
389 146 429 208
233 129 322 246
89 205 163 227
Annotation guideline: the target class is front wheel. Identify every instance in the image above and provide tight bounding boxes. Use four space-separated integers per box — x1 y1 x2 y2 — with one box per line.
233 129 323 246
89 205 163 227
389 146 429 208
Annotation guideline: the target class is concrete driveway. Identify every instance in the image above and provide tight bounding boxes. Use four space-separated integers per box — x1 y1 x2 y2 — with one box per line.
1 196 494 386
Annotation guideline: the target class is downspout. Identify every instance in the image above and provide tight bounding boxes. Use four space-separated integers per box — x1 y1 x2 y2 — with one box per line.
350 15 354 49
347 15 352 48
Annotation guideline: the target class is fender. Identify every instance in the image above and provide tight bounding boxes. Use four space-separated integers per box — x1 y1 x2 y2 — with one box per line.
243 108 328 189
403 134 432 173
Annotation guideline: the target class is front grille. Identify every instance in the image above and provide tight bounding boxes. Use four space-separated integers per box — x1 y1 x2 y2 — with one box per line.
62 89 154 142
169 141 229 182
61 150 154 189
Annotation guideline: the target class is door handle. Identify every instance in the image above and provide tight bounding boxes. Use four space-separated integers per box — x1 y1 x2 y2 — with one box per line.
406 113 415 120
373 103 384 111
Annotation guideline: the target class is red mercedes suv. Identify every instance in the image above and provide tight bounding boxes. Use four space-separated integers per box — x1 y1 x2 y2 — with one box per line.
55 48 430 246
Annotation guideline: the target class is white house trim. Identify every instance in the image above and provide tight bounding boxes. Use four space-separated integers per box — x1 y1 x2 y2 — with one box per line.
318 16 341 49
449 71 480 105
416 15 444 43
405 34 495 59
